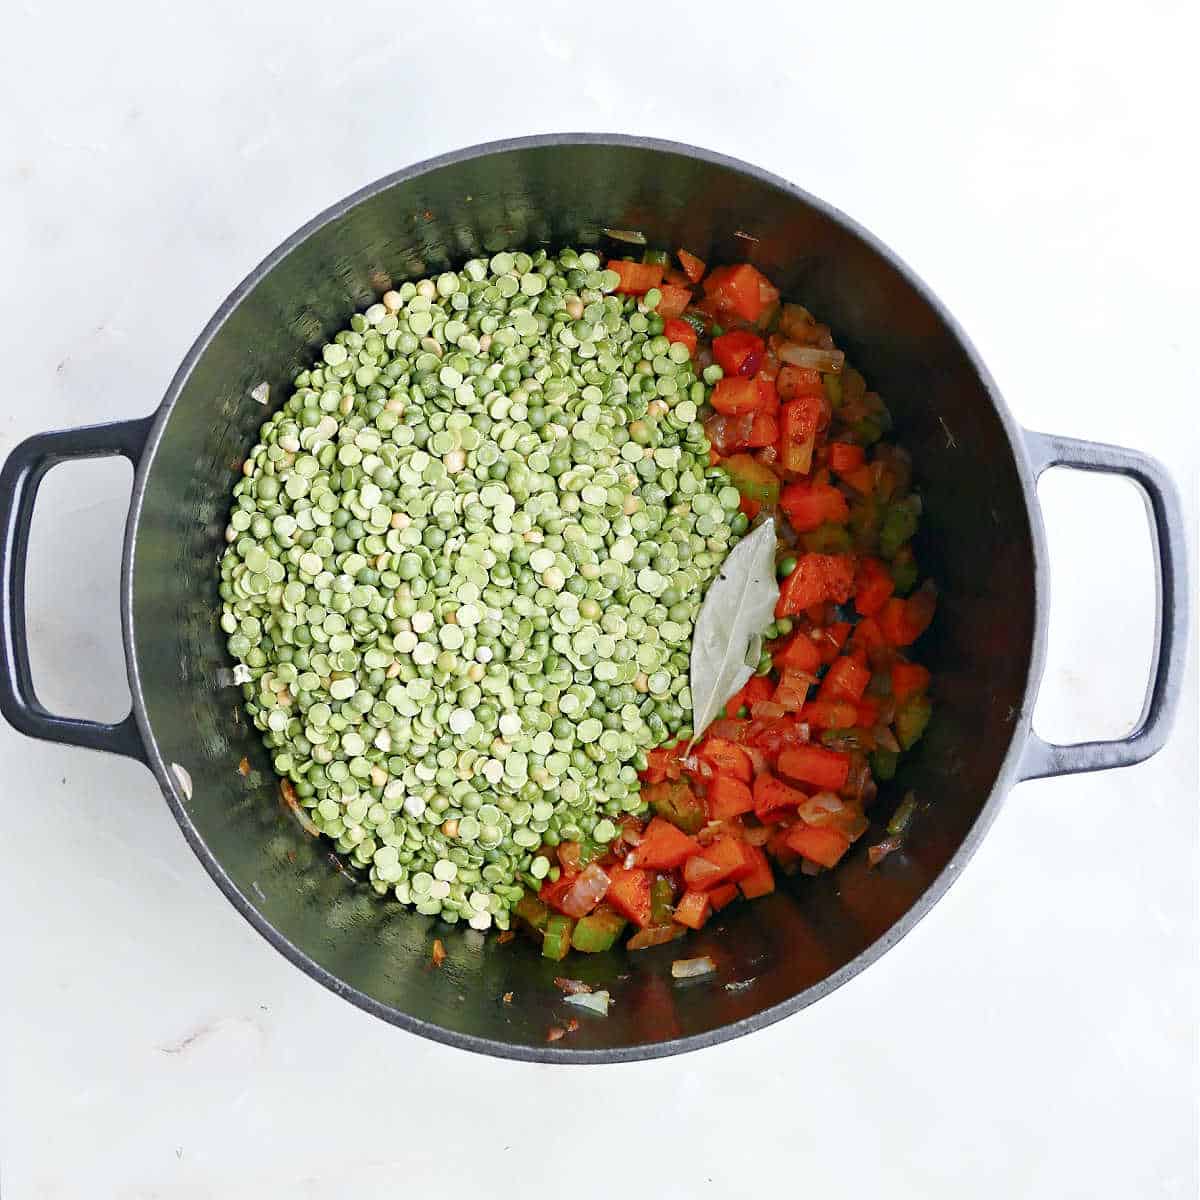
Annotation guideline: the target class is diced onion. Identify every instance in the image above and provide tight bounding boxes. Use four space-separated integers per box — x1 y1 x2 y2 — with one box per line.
672 956 717 980
779 342 845 373
603 227 647 245
560 862 611 918
553 977 592 995
563 990 611 1016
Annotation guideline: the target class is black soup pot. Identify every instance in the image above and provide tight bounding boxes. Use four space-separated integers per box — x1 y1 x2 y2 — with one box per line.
0 136 1188 1062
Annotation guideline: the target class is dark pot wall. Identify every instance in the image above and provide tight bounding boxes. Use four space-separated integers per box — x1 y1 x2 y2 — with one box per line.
128 137 1037 1059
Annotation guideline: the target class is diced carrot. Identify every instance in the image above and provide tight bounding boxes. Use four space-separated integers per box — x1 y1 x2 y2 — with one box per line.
780 481 850 533
708 774 755 821
704 263 772 322
778 745 851 791
776 554 856 618
772 667 812 712
662 317 697 356
773 631 822 673
851 616 886 659
878 585 937 646
841 464 875 494
713 331 765 376
631 816 700 869
656 284 692 319
854 556 894 617
607 259 663 295
857 696 881 728
663 266 691 287
605 865 653 927
673 890 712 930
738 844 775 899
785 824 852 869
817 621 853 665
708 882 740 911
699 738 753 783
829 442 867 475
744 409 780 448
799 699 860 730
778 396 824 474
711 376 765 416
739 493 761 521
685 837 755 889
819 656 871 704
677 248 706 283
753 772 807 821
725 675 774 718
891 661 932 705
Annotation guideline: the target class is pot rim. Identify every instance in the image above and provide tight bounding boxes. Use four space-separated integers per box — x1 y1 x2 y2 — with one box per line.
121 133 1049 1063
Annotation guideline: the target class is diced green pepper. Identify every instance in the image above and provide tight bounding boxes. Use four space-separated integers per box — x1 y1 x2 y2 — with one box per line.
541 914 575 961
514 893 550 934
724 453 781 507
641 248 671 266
650 875 675 925
895 694 932 751
887 791 918 836
879 499 920 559
823 372 842 408
848 494 883 553
890 544 919 595
869 748 899 781
571 908 627 953
646 778 706 835
802 522 854 555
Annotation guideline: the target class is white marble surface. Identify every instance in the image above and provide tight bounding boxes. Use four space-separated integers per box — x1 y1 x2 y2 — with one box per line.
1 2 1197 1196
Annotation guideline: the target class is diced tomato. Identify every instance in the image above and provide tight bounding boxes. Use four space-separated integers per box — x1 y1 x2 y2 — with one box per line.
656 284 692 319
607 259 662 295
711 376 764 416
744 716 811 765
708 774 755 821
829 442 867 476
854 556 894 616
698 738 753 783
708 882 740 910
776 365 826 400
738 844 775 899
778 395 825 474
725 675 774 718
673 890 712 930
776 554 856 619
857 696 881 728
891 661 932 705
662 318 697 356
819 656 871 704
801 699 860 730
739 494 761 520
753 772 807 821
677 248 706 283
785 824 852 869
685 837 754 890
605 865 653 927
713 330 765 376
744 409 780 448
703 263 773 322
778 745 851 791
779 481 850 533
878 585 937 646
773 631 822 673
631 817 700 869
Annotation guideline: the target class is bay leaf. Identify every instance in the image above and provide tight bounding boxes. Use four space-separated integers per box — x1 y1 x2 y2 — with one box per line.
688 517 780 745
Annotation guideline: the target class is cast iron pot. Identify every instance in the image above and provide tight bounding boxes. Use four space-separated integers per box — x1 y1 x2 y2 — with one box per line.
0 135 1188 1062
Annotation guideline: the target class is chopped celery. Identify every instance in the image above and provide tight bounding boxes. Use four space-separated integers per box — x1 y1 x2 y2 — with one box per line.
541 914 575 961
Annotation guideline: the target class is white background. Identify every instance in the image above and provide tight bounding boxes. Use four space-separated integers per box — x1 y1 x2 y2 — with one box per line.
1 2 1196 1196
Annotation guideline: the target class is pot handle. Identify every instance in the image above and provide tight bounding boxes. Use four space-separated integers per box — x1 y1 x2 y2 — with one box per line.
1018 430 1189 780
0 418 154 762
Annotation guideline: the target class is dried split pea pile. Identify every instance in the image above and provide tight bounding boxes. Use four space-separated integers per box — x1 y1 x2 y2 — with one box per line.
219 248 748 929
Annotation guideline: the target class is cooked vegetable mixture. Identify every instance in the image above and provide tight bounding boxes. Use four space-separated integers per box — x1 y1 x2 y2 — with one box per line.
220 244 935 956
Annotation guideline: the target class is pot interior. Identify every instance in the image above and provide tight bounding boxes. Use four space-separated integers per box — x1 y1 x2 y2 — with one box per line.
130 138 1037 1058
